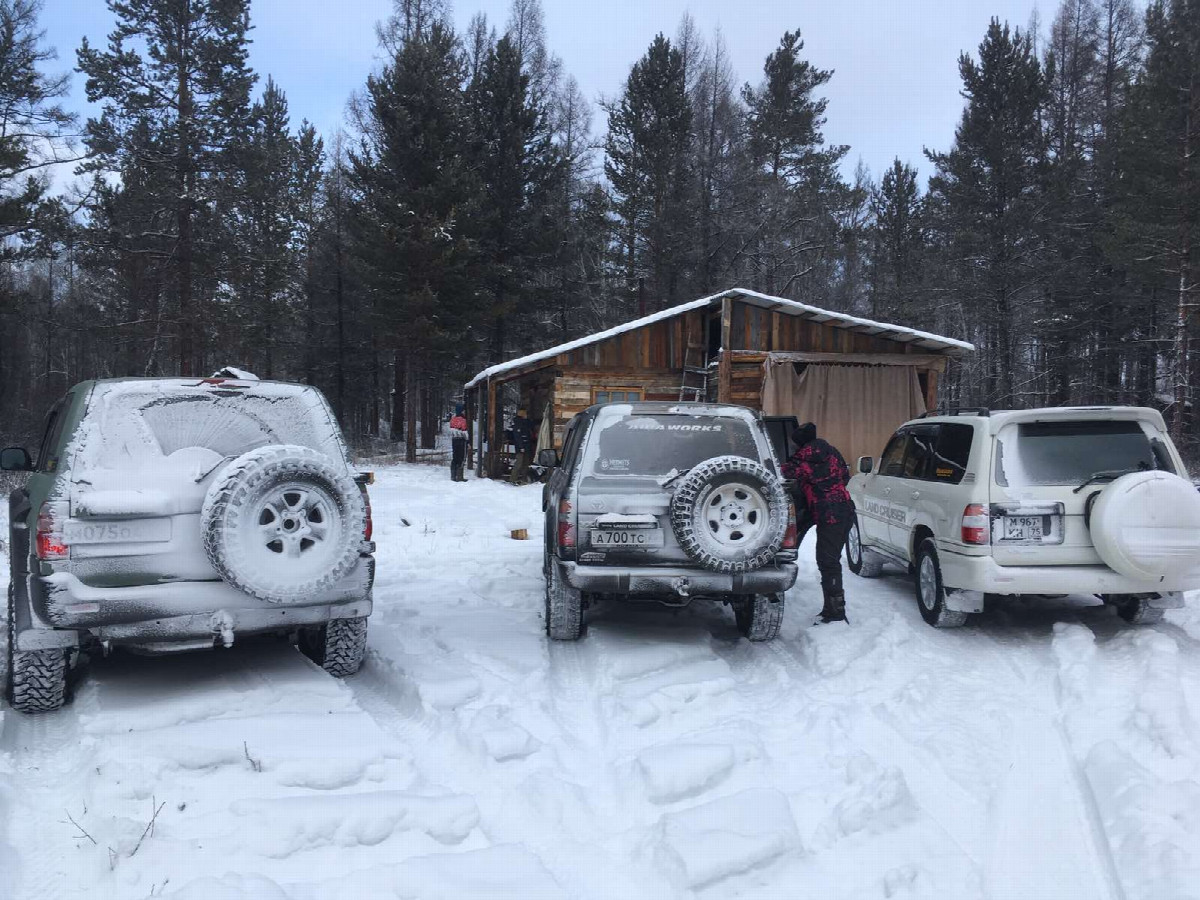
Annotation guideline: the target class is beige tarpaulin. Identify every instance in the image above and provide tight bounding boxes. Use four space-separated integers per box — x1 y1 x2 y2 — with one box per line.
535 403 553 456
761 361 927 465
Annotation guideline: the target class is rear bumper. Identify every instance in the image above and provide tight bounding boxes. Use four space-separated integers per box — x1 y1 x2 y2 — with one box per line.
15 556 374 650
938 550 1195 600
558 559 798 597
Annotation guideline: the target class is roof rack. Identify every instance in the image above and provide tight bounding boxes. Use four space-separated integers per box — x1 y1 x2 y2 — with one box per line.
921 407 991 419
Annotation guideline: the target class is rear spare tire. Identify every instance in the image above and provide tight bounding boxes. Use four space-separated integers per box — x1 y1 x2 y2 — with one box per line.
202 445 365 604
670 455 788 574
1088 471 1200 581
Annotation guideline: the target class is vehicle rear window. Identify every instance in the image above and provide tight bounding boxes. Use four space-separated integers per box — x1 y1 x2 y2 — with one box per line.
994 421 1172 487
73 382 348 475
932 423 973 484
583 413 760 477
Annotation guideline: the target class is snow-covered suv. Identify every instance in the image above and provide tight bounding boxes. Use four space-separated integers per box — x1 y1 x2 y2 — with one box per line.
2 376 375 712
540 402 799 642
847 406 1200 627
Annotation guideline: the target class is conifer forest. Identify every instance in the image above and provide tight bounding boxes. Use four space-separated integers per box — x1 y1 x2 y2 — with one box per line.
1 0 1199 456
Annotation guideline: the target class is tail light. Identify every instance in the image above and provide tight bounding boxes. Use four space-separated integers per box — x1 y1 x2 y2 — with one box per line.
557 498 576 557
36 501 69 560
961 503 990 545
781 501 799 550
359 485 373 541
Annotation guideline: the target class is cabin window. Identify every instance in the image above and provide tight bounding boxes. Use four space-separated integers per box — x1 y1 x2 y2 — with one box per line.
592 388 644 404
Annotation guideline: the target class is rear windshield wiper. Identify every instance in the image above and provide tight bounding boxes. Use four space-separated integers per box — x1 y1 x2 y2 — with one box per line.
658 467 691 489
1072 464 1148 494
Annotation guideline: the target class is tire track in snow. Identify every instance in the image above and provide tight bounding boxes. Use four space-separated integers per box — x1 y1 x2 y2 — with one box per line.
972 618 1125 900
4 700 88 900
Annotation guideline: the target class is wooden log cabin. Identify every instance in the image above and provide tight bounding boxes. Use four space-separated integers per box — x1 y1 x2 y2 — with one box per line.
464 288 973 478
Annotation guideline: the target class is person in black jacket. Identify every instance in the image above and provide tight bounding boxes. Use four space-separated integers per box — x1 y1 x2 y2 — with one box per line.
782 422 853 624
509 408 536 485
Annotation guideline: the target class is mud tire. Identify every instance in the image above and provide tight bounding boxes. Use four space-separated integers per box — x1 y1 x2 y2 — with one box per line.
301 616 368 676
670 456 788 574
733 593 785 641
846 513 884 577
545 564 584 641
202 445 364 604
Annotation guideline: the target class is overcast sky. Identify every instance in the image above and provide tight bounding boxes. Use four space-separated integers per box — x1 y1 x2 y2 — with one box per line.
44 0 1048 185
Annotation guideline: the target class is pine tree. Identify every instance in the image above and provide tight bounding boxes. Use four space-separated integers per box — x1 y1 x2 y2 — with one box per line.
0 0 75 246
78 0 255 375
469 32 565 360
1127 0 1200 444
742 30 848 296
351 16 473 460
928 19 1049 406
605 34 694 312
869 159 924 324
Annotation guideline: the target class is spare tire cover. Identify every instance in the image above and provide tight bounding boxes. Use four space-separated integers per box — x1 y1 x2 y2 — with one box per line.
1088 470 1200 581
670 455 788 574
201 445 365 604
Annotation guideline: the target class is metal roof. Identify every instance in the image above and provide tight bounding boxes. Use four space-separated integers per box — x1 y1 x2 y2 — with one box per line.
466 288 974 388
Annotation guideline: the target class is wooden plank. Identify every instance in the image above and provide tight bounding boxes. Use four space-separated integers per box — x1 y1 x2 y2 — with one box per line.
485 378 498 479
718 296 733 403
925 368 939 411
727 350 949 371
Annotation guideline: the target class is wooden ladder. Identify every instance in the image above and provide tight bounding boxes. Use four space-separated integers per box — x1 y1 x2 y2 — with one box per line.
678 320 708 402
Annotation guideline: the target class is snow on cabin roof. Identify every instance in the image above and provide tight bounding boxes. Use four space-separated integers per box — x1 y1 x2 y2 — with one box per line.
465 288 974 388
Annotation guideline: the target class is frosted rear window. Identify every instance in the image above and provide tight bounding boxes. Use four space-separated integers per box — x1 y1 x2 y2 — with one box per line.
994 421 1171 487
583 413 760 477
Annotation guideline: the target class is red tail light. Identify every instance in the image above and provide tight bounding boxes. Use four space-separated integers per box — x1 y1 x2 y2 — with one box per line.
359 485 373 541
781 501 799 550
557 499 576 554
961 503 989 545
36 502 69 560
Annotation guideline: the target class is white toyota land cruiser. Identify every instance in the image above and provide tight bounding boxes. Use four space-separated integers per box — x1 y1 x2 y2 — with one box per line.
846 406 1200 627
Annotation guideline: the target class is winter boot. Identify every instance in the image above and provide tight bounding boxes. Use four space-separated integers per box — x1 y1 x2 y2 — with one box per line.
815 591 847 625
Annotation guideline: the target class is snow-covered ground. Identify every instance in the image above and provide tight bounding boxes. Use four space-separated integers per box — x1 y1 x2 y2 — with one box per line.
3 463 1200 899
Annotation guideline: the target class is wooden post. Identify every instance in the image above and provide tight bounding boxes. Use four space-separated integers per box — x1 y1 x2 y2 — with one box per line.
925 368 939 413
486 377 498 479
717 295 733 403
465 388 475 471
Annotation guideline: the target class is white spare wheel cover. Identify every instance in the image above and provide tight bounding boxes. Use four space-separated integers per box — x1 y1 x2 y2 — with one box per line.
1088 471 1200 581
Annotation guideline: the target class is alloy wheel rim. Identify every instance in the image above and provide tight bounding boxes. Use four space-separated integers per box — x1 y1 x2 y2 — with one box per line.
703 482 770 548
255 482 335 560
919 555 937 610
848 522 861 562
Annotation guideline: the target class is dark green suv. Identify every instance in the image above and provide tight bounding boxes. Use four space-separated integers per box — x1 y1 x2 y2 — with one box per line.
3 376 375 712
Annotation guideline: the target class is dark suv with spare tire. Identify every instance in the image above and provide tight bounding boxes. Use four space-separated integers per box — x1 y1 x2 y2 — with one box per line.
539 402 799 641
2 376 375 712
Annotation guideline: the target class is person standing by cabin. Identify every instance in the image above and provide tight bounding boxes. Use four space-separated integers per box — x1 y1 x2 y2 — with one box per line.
448 404 469 482
782 422 852 624
509 408 536 485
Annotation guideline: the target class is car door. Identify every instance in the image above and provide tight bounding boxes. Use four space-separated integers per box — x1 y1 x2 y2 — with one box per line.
921 422 976 548
886 424 937 552
858 430 910 550
544 416 586 558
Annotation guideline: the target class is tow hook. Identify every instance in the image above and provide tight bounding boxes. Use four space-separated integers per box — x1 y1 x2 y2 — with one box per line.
210 610 236 648
672 576 691 598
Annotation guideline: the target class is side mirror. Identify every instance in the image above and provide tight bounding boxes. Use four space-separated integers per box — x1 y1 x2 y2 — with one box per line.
537 448 559 468
0 447 32 472
858 456 874 475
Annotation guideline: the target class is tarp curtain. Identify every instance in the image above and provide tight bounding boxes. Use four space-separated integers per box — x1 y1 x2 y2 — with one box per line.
761 361 926 465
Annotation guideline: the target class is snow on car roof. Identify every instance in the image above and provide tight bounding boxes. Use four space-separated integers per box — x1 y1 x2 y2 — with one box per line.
465 288 974 388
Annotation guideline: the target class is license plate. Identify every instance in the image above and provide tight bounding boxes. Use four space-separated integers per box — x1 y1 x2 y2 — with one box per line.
63 518 172 545
590 528 664 548
1002 516 1044 542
